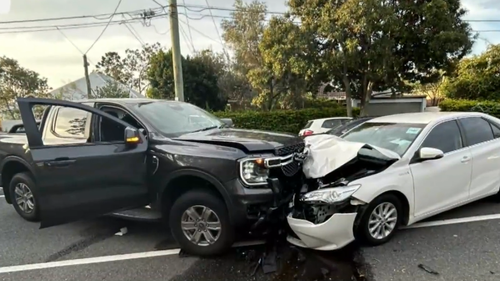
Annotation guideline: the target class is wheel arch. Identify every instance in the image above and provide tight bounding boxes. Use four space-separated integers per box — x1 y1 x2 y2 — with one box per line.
0 156 35 204
157 169 235 223
370 190 411 226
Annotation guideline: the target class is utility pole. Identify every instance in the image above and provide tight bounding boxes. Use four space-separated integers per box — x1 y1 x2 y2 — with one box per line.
168 0 184 101
83 54 92 98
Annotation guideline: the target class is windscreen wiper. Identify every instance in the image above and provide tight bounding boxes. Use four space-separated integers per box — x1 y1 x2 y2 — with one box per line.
189 126 219 133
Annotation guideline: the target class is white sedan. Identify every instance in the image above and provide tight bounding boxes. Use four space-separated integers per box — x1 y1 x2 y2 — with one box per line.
287 112 500 250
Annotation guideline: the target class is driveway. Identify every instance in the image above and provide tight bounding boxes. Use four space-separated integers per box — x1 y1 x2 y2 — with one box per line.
2 186 500 281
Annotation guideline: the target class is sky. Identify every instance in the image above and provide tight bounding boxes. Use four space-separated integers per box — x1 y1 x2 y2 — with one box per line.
0 0 499 90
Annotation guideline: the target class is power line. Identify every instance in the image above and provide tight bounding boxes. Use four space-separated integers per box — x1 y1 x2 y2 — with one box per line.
0 14 167 34
181 0 196 51
0 7 164 25
85 0 123 54
177 16 224 46
179 24 194 53
203 0 224 46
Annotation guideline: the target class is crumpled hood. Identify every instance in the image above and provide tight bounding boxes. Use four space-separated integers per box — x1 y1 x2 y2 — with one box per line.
302 134 401 179
173 128 302 153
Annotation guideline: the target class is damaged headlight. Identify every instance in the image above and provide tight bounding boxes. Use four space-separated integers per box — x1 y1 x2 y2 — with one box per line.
300 184 361 204
239 158 269 186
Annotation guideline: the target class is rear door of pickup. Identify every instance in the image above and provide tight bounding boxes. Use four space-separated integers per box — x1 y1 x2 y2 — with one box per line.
17 98 150 228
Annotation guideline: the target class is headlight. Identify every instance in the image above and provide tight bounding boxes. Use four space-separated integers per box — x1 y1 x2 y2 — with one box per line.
239 158 269 185
300 184 361 204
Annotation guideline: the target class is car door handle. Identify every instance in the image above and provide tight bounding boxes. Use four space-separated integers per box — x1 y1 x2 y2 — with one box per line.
461 156 470 163
45 158 76 167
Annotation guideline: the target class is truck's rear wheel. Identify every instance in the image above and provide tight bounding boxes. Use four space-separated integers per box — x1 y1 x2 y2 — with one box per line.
169 190 234 256
9 172 40 222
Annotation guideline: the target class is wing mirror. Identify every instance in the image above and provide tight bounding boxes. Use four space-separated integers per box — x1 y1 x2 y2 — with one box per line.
124 127 141 146
220 118 234 127
416 147 444 162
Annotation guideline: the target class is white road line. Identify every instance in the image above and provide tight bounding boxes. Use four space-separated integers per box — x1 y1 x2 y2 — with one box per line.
0 240 266 274
0 195 4 198
0 249 180 274
403 213 500 229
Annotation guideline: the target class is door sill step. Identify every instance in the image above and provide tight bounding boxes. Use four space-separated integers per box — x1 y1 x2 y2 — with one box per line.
109 206 162 222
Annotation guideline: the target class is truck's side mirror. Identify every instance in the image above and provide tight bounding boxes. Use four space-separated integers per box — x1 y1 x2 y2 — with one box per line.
220 118 234 127
124 127 141 146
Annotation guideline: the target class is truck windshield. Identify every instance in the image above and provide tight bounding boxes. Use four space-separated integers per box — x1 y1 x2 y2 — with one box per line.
131 101 225 137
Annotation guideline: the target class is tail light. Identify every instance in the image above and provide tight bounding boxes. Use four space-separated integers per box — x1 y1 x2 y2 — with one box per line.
302 130 313 136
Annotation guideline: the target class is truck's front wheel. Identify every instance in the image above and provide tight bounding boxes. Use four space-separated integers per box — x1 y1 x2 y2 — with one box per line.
169 190 234 256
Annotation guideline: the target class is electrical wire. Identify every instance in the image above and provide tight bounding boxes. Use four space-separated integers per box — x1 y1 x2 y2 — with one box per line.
181 0 196 51
0 7 164 25
177 17 224 46
179 24 194 53
204 0 224 46
85 0 123 54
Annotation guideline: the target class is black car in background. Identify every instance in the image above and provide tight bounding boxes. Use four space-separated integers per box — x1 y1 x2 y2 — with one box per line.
327 117 375 136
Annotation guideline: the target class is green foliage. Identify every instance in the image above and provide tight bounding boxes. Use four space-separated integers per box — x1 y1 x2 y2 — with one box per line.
95 43 162 95
93 80 131 99
213 107 359 133
147 49 227 111
0 56 51 119
441 45 500 100
439 99 500 117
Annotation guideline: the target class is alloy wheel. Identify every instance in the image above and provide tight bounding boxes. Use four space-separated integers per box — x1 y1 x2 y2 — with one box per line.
368 202 398 240
181 205 222 246
14 183 35 214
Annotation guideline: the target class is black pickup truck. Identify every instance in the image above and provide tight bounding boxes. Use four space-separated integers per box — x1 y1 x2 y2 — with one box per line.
0 98 304 256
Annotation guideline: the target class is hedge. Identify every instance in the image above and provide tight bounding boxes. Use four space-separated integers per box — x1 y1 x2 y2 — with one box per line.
213 107 359 134
439 99 500 117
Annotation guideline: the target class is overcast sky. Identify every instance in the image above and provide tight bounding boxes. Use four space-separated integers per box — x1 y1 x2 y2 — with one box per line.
0 0 498 89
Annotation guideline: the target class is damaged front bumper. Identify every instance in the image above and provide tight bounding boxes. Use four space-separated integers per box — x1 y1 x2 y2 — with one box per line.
287 212 357 251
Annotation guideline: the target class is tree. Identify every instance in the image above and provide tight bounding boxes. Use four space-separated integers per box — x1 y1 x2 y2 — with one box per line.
441 44 500 101
95 43 162 95
93 80 131 99
0 56 51 119
221 0 267 106
279 0 475 116
147 49 227 111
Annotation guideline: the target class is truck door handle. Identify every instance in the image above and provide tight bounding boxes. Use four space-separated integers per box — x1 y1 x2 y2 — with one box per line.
45 158 76 167
461 156 470 163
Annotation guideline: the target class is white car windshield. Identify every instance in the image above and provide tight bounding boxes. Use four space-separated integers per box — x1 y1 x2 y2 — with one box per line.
341 122 426 156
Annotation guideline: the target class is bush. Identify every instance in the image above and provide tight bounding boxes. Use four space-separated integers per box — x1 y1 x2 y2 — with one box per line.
214 107 359 134
439 99 500 117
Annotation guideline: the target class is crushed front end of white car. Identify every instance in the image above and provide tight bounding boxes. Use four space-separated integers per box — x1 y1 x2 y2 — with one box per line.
287 134 400 250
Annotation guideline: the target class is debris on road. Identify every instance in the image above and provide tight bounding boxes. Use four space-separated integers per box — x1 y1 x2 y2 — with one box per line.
418 263 439 275
114 227 128 236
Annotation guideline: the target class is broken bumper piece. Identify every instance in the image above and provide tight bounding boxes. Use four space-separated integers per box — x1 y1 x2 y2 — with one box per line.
287 212 357 251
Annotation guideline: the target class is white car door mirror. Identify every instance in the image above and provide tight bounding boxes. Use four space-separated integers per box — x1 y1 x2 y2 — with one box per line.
419 147 444 161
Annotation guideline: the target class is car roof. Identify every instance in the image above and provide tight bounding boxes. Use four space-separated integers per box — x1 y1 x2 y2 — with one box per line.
366 112 485 124
310 117 352 122
71 98 186 105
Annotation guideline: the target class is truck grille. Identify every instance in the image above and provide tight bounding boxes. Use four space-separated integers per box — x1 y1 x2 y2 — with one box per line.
275 142 305 156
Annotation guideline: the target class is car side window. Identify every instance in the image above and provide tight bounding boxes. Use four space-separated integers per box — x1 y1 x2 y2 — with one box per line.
421 120 463 154
488 121 500 139
53 107 89 139
44 106 93 145
458 117 494 146
321 119 342 128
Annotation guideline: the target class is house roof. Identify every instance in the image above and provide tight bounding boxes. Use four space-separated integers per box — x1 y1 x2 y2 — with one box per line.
49 72 145 100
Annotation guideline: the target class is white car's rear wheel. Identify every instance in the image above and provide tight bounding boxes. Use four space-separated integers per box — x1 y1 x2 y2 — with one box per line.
356 193 402 245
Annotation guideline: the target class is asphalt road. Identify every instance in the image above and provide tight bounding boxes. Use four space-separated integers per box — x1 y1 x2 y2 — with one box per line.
2 186 500 281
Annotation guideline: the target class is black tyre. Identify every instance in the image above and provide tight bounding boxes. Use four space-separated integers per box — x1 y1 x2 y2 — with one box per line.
356 193 402 246
169 190 234 256
9 172 40 222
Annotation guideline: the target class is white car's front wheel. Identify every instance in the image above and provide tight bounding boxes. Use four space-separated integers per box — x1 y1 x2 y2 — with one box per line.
356 193 402 246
